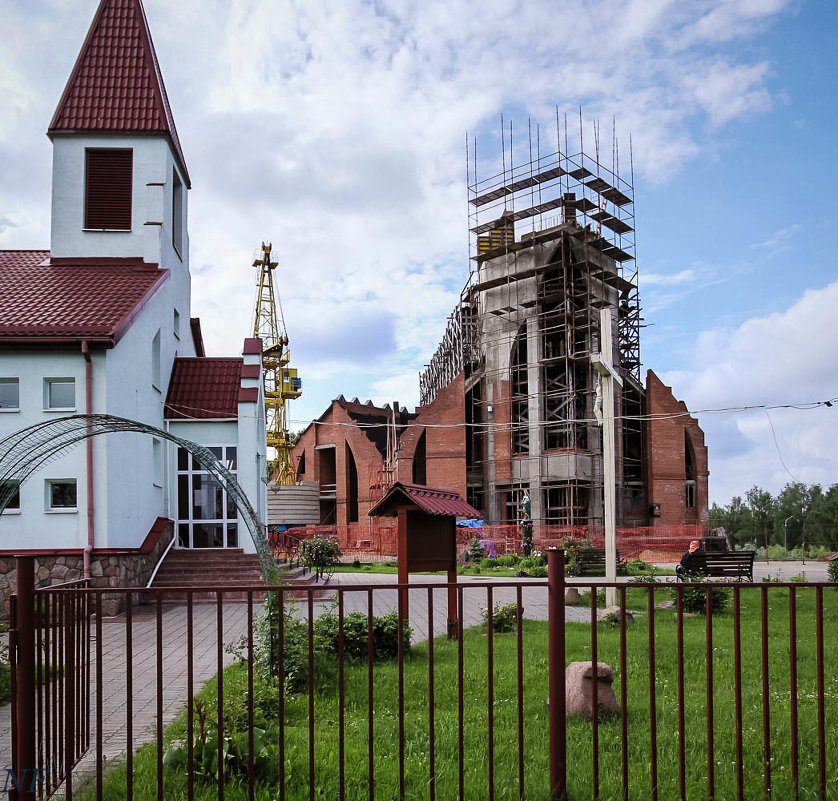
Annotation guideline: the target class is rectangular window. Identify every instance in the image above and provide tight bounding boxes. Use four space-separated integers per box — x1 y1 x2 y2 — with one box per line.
152 330 161 390
685 481 696 509
1 480 20 512
46 479 77 511
173 308 181 339
172 168 183 255
85 149 133 230
153 438 163 488
0 378 19 410
45 378 75 410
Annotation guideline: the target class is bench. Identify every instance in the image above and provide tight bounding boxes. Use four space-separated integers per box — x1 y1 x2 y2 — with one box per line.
678 551 756 582
575 547 627 574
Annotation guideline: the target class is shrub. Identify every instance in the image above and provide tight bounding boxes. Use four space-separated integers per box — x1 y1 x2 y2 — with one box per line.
302 537 342 578
827 560 838 583
256 595 309 691
530 565 548 578
464 538 485 563
599 611 621 629
352 558 361 569
480 558 499 570
674 583 731 615
497 554 520 567
314 610 412 661
626 558 652 575
482 602 520 633
163 699 277 783
564 550 581 577
471 565 482 575
790 573 807 583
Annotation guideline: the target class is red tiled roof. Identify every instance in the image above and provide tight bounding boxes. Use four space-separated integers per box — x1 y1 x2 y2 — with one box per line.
48 0 190 187
165 358 243 419
0 250 167 344
368 482 480 519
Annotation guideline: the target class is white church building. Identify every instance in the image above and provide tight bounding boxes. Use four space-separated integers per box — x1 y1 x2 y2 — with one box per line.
0 0 267 614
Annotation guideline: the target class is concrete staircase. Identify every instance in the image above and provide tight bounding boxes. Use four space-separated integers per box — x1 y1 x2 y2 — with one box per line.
149 548 318 602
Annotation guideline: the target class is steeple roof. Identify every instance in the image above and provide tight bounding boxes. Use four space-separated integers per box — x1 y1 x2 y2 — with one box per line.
48 0 190 187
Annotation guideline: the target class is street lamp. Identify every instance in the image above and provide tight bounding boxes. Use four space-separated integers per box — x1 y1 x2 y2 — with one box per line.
784 515 794 553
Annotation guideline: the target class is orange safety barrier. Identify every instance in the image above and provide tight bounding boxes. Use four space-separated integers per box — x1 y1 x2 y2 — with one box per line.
273 521 708 564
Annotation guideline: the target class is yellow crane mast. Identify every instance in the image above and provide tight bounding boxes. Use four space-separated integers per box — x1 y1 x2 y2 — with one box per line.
252 242 302 485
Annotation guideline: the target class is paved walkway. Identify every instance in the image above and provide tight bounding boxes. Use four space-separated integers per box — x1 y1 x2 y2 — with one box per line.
0 560 829 791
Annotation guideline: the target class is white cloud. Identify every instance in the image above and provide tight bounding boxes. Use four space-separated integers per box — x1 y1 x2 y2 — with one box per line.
643 269 696 287
660 282 838 503
752 224 800 255
0 0 798 422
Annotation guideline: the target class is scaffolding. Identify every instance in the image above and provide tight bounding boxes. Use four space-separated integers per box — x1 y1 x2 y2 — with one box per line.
419 114 643 528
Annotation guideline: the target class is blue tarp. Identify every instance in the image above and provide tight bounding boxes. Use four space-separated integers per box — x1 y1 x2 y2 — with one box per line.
455 519 486 528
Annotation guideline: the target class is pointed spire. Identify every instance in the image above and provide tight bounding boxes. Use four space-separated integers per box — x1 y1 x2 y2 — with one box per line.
48 0 190 186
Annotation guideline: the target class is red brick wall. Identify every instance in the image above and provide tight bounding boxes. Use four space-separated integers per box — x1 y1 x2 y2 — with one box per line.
645 370 709 530
292 402 388 532
399 373 467 498
292 385 469 534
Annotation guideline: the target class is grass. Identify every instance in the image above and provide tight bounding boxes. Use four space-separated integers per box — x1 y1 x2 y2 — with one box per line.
83 585 837 800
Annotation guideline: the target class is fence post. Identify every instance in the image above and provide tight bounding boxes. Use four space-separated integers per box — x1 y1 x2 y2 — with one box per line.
14 556 36 801
548 548 567 801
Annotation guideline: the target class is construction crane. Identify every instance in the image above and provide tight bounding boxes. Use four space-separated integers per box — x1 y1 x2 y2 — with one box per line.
251 242 302 485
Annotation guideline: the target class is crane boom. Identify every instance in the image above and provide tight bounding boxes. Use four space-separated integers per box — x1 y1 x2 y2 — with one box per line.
252 242 302 485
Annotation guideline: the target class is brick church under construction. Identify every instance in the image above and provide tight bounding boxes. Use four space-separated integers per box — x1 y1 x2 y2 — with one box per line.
291 125 709 547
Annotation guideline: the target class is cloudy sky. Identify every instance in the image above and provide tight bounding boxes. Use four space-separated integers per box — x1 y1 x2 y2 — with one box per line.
1 0 836 505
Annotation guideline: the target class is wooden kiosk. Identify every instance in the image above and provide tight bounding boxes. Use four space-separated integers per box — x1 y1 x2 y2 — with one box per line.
368 482 480 637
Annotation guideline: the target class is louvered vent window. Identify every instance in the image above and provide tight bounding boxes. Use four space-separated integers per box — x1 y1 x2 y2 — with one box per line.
85 149 133 230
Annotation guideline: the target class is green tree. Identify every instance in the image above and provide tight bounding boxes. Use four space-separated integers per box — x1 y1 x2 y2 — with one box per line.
806 484 838 550
773 482 815 549
745 485 775 546
709 502 727 530
724 496 754 546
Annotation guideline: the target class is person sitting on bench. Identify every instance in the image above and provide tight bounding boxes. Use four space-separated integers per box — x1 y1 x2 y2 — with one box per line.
677 539 703 579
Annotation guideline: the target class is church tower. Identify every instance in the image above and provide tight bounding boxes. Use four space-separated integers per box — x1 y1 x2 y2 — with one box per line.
47 0 190 271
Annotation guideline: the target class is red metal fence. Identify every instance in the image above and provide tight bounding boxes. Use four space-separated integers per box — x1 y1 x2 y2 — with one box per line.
8 555 835 800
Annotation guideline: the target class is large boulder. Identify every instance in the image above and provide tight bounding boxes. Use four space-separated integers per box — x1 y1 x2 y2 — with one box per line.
565 661 619 720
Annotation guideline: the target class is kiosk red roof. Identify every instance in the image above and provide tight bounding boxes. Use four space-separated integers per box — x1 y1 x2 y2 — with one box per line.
368 482 480 519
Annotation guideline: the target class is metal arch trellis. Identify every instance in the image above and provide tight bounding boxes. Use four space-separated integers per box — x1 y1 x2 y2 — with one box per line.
0 414 278 583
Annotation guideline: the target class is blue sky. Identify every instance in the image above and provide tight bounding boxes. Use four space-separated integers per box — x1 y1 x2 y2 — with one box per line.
0 0 835 505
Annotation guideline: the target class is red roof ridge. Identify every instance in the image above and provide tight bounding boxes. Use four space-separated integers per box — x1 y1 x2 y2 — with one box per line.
48 0 190 187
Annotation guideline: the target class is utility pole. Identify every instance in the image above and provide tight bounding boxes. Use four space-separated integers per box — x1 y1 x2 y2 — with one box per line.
592 308 622 609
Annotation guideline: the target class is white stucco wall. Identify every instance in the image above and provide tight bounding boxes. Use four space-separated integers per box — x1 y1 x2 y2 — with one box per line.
0 351 91 549
0 129 197 552
50 134 189 270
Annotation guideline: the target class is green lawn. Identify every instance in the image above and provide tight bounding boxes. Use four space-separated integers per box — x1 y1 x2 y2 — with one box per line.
84 585 837 800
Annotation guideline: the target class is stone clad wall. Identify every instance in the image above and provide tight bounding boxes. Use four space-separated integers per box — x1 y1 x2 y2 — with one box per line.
0 521 173 620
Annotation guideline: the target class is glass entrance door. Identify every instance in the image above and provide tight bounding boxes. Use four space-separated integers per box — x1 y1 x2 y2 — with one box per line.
176 446 239 548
